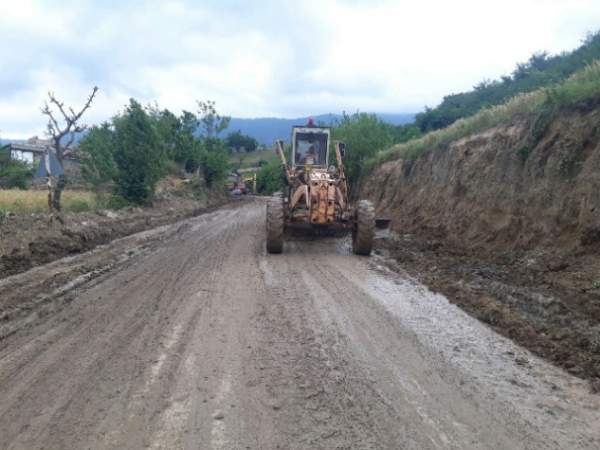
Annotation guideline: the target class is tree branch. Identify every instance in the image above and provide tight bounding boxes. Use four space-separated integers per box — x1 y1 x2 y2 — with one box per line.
41 102 61 135
41 86 99 155
47 91 71 124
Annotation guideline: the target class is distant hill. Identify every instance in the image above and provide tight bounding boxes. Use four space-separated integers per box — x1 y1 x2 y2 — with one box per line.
227 113 415 145
2 113 415 148
0 139 24 146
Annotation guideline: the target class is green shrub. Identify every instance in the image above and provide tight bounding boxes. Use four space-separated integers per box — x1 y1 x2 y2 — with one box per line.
256 160 286 195
0 161 34 189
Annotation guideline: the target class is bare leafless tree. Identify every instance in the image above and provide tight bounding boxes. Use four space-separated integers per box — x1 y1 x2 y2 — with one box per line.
41 86 98 214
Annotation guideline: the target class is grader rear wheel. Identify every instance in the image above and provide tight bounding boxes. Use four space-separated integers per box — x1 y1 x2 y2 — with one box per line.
352 200 375 255
266 196 284 253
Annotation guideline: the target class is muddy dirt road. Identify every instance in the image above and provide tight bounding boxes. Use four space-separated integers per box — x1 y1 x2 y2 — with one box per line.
0 199 598 449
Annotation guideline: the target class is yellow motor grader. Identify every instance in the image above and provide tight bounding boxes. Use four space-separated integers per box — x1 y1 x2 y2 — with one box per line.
266 119 375 255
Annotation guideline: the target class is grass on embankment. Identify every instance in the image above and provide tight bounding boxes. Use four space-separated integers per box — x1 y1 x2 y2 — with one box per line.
0 190 97 214
370 61 600 166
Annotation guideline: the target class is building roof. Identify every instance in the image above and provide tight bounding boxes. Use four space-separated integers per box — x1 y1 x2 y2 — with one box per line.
7 136 80 159
8 143 48 154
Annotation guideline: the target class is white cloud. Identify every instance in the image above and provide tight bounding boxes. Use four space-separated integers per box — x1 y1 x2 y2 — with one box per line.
0 0 598 138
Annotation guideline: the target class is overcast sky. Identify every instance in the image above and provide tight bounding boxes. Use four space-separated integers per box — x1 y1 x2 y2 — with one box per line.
0 0 599 138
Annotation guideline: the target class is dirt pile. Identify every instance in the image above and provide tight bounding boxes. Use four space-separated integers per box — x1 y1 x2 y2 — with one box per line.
0 178 229 279
363 103 600 382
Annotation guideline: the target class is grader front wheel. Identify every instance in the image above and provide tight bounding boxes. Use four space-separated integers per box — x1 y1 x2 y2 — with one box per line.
266 196 284 254
352 200 375 255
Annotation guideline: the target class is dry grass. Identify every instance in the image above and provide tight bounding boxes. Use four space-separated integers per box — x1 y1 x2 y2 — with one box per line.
0 189 96 214
370 60 600 166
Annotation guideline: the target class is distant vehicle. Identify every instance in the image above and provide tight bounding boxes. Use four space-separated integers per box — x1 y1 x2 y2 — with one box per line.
266 118 379 255
225 174 247 194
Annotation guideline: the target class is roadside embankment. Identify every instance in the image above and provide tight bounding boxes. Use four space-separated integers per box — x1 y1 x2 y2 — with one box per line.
363 100 600 384
0 177 230 279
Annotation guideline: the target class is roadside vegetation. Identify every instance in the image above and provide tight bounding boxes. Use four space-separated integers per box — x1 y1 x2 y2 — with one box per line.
1 99 242 215
256 160 286 194
0 189 95 214
226 130 258 153
80 99 232 205
0 160 34 190
371 60 600 166
415 31 600 133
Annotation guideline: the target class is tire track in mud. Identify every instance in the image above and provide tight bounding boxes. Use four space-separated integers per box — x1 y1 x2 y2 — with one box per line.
146 213 240 450
0 206 245 449
66 212 242 450
255 249 387 449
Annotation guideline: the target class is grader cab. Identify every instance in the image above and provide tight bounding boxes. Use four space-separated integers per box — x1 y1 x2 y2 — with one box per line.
266 119 375 255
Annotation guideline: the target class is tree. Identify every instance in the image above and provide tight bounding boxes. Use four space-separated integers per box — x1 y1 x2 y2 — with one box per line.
79 122 117 190
41 86 98 214
147 104 180 160
192 100 231 186
332 113 394 186
112 99 166 203
197 100 230 137
391 124 422 144
226 130 258 153
174 111 204 172
201 137 229 187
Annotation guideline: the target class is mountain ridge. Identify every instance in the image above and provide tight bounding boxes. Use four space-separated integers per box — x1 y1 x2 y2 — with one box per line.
228 113 415 144
1 112 415 147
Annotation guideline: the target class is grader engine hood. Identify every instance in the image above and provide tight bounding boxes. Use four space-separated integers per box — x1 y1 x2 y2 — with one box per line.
308 170 337 225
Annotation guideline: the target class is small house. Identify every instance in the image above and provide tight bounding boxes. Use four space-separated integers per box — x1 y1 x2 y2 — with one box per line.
2 137 50 165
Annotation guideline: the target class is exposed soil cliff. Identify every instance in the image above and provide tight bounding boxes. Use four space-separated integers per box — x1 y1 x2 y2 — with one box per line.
363 103 600 384
365 103 600 253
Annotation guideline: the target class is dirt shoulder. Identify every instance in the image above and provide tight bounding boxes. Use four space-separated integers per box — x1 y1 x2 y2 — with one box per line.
0 182 231 280
375 230 600 388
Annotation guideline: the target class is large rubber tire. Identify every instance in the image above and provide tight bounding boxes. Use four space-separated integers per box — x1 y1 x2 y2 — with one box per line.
352 200 375 255
266 196 284 253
